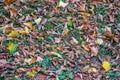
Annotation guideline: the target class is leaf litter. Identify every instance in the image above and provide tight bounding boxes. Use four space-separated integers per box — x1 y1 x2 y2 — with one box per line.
0 0 120 80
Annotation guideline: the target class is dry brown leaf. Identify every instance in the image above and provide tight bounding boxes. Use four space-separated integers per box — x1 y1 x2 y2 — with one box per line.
80 3 86 11
16 68 27 75
91 46 98 56
104 28 118 42
9 8 17 17
55 37 61 43
31 67 41 72
4 26 14 34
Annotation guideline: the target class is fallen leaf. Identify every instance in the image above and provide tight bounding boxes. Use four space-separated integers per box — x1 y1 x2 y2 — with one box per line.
88 67 98 73
54 37 61 43
30 58 37 64
54 6 60 12
7 43 17 54
37 56 43 62
80 12 90 18
62 28 69 36
91 46 98 56
9 8 17 17
26 72 36 78
81 44 90 52
56 46 62 51
8 30 19 37
35 18 42 25
50 52 62 58
80 3 86 11
102 61 111 71
58 0 68 8
23 22 35 31
19 29 29 35
70 37 78 45
96 38 103 44
4 26 14 34
16 68 27 75
4 0 14 5
31 67 41 72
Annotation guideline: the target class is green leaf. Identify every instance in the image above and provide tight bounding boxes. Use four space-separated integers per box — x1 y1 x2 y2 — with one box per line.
67 20 73 27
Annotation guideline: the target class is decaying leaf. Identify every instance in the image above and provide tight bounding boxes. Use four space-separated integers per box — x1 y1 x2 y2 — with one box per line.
102 61 111 71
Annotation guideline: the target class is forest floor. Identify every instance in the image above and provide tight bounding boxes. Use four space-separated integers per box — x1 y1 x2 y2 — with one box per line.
0 0 120 80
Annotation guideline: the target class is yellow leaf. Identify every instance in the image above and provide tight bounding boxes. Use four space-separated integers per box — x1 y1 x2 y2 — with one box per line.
62 28 69 36
58 1 68 8
7 43 17 54
81 44 90 52
19 27 29 35
102 61 111 71
81 12 90 19
23 22 35 31
88 67 98 73
8 30 19 37
50 52 62 58
26 72 35 78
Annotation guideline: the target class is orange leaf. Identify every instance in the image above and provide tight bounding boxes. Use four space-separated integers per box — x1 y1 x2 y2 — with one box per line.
54 6 60 12
9 8 17 17
80 3 86 11
62 29 69 36
4 0 14 5
81 44 90 52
